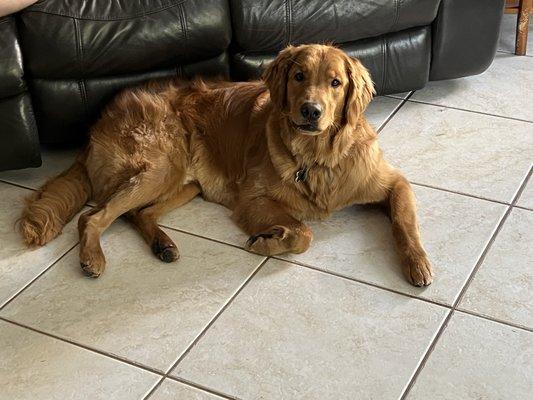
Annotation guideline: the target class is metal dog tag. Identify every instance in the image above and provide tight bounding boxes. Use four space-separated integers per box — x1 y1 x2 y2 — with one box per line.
295 167 308 182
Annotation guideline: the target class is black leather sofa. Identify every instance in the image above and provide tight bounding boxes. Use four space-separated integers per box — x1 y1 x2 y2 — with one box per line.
0 0 505 171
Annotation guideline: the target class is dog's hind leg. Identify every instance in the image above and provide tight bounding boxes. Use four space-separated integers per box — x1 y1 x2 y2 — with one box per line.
78 169 168 278
125 182 201 262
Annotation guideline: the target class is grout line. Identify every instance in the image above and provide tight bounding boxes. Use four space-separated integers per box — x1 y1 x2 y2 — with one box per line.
455 308 533 334
376 98 406 133
0 179 39 192
158 223 245 251
399 166 532 399
0 242 79 310
376 91 414 134
403 98 533 124
508 167 532 207
399 308 454 399
167 376 243 400
0 316 166 376
274 256 451 309
409 181 511 206
143 257 270 400
141 379 167 400
142 377 165 400
513 204 533 212
383 91 412 100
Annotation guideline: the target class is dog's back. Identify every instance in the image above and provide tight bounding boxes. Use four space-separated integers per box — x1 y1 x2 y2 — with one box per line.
18 77 270 246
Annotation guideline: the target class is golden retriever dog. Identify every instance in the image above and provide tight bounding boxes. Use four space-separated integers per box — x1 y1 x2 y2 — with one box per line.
19 44 434 286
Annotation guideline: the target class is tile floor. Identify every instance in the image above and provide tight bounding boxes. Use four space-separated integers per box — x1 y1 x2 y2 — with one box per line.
0 17 532 400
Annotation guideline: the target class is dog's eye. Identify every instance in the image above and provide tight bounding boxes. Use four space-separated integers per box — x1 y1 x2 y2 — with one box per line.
331 79 341 87
294 72 304 82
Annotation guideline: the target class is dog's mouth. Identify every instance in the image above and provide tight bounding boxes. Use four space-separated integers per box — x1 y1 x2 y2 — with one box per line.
291 121 321 134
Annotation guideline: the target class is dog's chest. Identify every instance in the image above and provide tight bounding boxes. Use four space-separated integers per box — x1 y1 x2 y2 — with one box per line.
292 164 354 215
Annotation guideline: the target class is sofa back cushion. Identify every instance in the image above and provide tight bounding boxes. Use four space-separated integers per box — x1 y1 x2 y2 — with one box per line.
230 0 440 52
19 0 231 79
17 0 232 143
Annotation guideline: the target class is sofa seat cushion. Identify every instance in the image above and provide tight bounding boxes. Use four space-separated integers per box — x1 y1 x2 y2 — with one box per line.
17 0 232 79
230 0 440 52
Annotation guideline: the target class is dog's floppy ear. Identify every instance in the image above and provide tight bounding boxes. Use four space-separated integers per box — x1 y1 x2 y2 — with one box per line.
343 56 375 126
263 45 296 110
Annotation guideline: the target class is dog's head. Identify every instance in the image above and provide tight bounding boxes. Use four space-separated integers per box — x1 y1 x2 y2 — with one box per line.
263 44 375 135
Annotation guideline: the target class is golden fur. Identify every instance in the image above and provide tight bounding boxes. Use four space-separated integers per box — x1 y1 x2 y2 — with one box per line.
19 44 433 286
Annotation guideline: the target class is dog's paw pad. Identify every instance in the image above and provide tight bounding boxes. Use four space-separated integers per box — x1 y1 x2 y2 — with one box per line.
158 247 179 263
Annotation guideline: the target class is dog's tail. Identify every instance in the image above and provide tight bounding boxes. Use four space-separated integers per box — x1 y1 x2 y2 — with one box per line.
19 154 91 246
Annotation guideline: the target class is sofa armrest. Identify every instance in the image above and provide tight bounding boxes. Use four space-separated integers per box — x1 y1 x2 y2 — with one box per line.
430 0 505 81
0 16 40 171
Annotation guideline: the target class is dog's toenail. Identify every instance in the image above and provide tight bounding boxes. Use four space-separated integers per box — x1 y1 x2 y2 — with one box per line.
246 235 259 246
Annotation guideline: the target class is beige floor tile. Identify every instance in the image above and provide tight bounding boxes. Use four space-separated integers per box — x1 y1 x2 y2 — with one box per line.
407 312 533 400
0 221 264 370
498 14 533 56
150 379 223 400
365 96 402 130
379 101 532 202
159 197 246 247
281 185 505 305
517 177 533 209
0 320 158 400
411 53 533 121
0 147 78 190
460 208 533 328
0 182 81 306
173 259 447 400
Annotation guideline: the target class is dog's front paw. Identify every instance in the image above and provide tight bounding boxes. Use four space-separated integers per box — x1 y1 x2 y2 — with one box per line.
245 226 289 256
404 255 434 287
151 232 179 263
80 251 106 278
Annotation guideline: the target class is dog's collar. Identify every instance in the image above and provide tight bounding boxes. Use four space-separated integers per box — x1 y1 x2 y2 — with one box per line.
295 166 308 182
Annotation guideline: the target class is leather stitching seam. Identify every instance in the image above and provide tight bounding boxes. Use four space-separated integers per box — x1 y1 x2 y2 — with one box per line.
285 0 292 46
381 36 387 93
21 1 186 22
73 17 89 121
178 2 188 41
391 0 401 31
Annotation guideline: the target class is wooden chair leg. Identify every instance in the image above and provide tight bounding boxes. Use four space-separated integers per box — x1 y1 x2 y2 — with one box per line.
516 0 531 55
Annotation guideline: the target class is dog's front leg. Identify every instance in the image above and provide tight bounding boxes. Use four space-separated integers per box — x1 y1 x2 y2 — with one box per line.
387 175 434 286
233 197 313 256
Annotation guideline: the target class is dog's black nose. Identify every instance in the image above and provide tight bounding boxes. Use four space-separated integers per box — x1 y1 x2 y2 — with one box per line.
300 102 322 121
